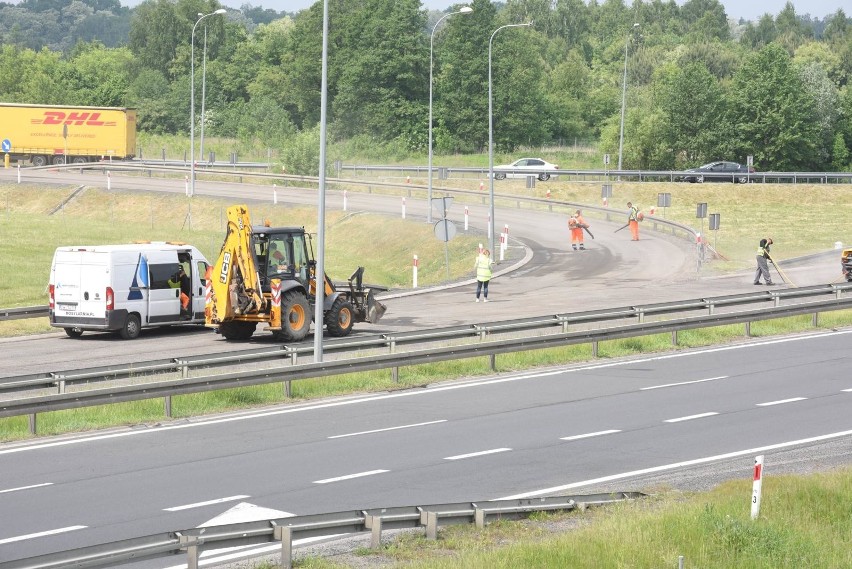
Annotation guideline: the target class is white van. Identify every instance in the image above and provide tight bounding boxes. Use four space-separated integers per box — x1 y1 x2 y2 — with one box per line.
49 243 210 339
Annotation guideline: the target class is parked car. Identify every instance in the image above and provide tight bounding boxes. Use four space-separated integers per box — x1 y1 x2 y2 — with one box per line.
492 158 559 181
681 161 755 183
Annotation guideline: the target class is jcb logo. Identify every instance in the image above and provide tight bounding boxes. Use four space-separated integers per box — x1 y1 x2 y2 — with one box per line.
36 112 115 127
219 252 231 284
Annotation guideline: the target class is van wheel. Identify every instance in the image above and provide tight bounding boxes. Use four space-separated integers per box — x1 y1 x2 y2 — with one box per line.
64 327 83 338
219 321 257 341
119 314 141 340
278 290 311 341
326 297 354 337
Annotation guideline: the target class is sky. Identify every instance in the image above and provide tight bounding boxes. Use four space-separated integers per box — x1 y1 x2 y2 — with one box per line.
239 1 843 22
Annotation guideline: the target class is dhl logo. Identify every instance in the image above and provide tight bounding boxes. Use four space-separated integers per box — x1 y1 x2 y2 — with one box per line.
31 112 117 127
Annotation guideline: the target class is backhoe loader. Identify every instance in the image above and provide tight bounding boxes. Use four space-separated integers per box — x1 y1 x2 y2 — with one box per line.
205 205 386 341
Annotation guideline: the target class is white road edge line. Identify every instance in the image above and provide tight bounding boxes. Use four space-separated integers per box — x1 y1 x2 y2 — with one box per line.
0 525 87 545
498 428 852 500
0 482 53 494
314 470 389 484
560 430 621 441
164 495 250 512
842 388 852 392
756 397 807 406
641 376 728 390
664 412 719 423
444 448 512 460
328 420 447 439
3 330 849 457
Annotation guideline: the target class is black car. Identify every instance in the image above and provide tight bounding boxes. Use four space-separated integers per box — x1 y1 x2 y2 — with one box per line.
681 161 755 183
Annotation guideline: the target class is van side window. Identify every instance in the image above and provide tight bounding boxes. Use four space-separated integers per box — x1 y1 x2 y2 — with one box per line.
149 264 177 290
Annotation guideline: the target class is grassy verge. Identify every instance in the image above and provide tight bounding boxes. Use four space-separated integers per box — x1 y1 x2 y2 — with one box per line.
274 466 852 568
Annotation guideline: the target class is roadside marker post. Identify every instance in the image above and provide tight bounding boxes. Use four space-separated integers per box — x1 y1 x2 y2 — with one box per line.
464 206 469 231
412 255 418 288
343 190 348 211
402 197 406 219
751 455 764 520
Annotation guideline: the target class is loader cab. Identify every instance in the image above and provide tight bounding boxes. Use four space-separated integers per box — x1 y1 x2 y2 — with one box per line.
253 228 312 291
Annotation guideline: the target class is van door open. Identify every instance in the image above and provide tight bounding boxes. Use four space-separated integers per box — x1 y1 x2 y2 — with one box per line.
146 251 182 323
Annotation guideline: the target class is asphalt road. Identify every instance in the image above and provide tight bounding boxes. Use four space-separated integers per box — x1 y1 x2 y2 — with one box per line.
0 168 849 567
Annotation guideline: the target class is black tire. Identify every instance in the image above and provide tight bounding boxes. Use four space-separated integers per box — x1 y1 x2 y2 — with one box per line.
219 320 257 341
326 297 354 337
72 156 87 164
736 175 748 184
64 327 83 338
696 175 704 183
31 155 48 167
538 173 550 181
119 313 141 340
278 290 311 341
51 156 66 165
494 172 506 180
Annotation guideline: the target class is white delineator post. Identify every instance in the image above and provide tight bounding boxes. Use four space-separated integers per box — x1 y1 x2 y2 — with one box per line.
184 175 189 196
402 197 406 219
499 231 505 261
273 184 277 204
479 242 484 254
487 214 491 240
412 254 419 288
464 206 469 231
343 190 348 211
751 455 764 520
18 164 21 183
107 171 111 191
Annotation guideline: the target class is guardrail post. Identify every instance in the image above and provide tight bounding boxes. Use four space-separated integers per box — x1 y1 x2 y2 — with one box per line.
164 396 172 418
708 301 715 316
273 525 294 569
474 507 487 528
812 312 819 327
177 359 188 379
392 367 399 383
284 381 292 398
29 414 37 434
53 373 65 394
592 341 599 357
365 514 383 548
636 309 645 324
490 354 496 371
745 321 752 337
671 330 677 346
424 510 439 540
178 535 201 569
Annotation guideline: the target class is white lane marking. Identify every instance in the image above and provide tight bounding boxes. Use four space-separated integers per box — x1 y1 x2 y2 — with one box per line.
163 534 346 569
0 525 87 545
328 420 447 439
3 330 849 456
641 376 728 390
664 412 718 423
756 397 807 407
560 430 621 441
499 428 852 500
444 448 512 461
164 495 250 512
314 470 389 484
0 482 53 494
842 388 852 392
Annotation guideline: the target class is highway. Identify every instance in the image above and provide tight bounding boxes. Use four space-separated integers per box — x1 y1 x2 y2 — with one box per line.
0 168 850 567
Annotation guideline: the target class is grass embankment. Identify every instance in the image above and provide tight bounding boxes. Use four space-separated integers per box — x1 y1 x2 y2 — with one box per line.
275 466 852 569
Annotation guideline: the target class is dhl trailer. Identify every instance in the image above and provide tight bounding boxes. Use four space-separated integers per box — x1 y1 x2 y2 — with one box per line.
0 102 136 166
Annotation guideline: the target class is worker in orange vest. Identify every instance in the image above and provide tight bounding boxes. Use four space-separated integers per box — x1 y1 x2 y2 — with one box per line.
568 209 588 250
627 202 641 241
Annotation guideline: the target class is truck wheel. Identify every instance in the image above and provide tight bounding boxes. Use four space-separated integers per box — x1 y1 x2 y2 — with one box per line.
64 327 83 338
119 314 141 340
219 321 256 341
51 156 66 165
326 297 354 337
31 155 48 167
72 157 87 164
279 290 311 341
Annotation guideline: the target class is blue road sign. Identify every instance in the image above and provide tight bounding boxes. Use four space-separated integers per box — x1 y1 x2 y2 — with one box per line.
1 139 10 152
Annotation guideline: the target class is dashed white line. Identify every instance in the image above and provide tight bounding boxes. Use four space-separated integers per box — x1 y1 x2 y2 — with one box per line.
560 430 621 441
444 448 512 460
314 470 389 484
0 525 87 545
842 388 852 392
756 397 807 406
328 420 447 439
0 482 53 494
164 495 250 512
641 376 728 390
664 412 718 423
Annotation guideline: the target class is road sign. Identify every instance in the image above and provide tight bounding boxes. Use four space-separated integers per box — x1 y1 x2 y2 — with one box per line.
1 139 10 152
434 219 457 242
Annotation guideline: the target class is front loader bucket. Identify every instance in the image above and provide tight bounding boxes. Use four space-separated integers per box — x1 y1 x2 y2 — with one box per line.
365 289 386 323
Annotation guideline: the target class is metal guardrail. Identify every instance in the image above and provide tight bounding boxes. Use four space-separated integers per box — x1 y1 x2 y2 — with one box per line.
0 306 48 321
0 493 643 569
2 284 851 429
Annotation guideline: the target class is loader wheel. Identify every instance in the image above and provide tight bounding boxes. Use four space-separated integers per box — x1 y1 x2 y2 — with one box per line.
219 321 257 341
279 290 311 342
326 297 354 337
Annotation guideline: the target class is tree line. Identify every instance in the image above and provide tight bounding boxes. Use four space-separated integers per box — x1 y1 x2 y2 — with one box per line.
0 0 850 173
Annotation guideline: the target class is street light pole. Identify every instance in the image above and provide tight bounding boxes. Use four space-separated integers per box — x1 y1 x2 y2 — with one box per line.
617 23 639 174
488 22 532 255
200 23 209 165
190 9 226 199
428 5 472 225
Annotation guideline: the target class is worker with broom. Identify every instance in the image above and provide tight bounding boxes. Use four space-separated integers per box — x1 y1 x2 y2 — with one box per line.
754 237 775 285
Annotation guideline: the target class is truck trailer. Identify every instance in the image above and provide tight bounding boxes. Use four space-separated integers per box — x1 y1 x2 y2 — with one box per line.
0 102 136 166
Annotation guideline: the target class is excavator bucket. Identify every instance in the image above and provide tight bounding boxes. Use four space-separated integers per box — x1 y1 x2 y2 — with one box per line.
364 288 387 323
345 266 387 323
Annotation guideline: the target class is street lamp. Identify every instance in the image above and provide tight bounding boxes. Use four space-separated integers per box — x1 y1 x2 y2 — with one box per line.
617 23 640 174
488 22 532 254
428 5 472 224
199 22 209 165
190 8 226 198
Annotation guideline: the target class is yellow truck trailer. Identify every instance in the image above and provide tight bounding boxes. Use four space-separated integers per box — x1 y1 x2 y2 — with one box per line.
0 102 136 166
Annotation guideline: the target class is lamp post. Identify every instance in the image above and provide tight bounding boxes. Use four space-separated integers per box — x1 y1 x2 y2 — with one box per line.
488 22 532 254
199 23 209 165
190 8 226 198
617 23 640 174
428 5 472 224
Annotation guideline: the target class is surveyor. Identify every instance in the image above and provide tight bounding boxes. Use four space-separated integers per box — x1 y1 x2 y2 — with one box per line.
627 202 641 241
754 237 775 285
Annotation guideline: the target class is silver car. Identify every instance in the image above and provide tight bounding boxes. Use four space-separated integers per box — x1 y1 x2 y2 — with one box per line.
492 158 559 181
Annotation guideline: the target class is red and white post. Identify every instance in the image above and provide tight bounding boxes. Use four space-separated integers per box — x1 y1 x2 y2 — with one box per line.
501 224 509 259
273 184 278 204
479 181 484 191
402 197 406 219
751 455 764 520
412 254 419 288
343 190 348 211
107 171 111 191
464 206 469 231
184 175 189 196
